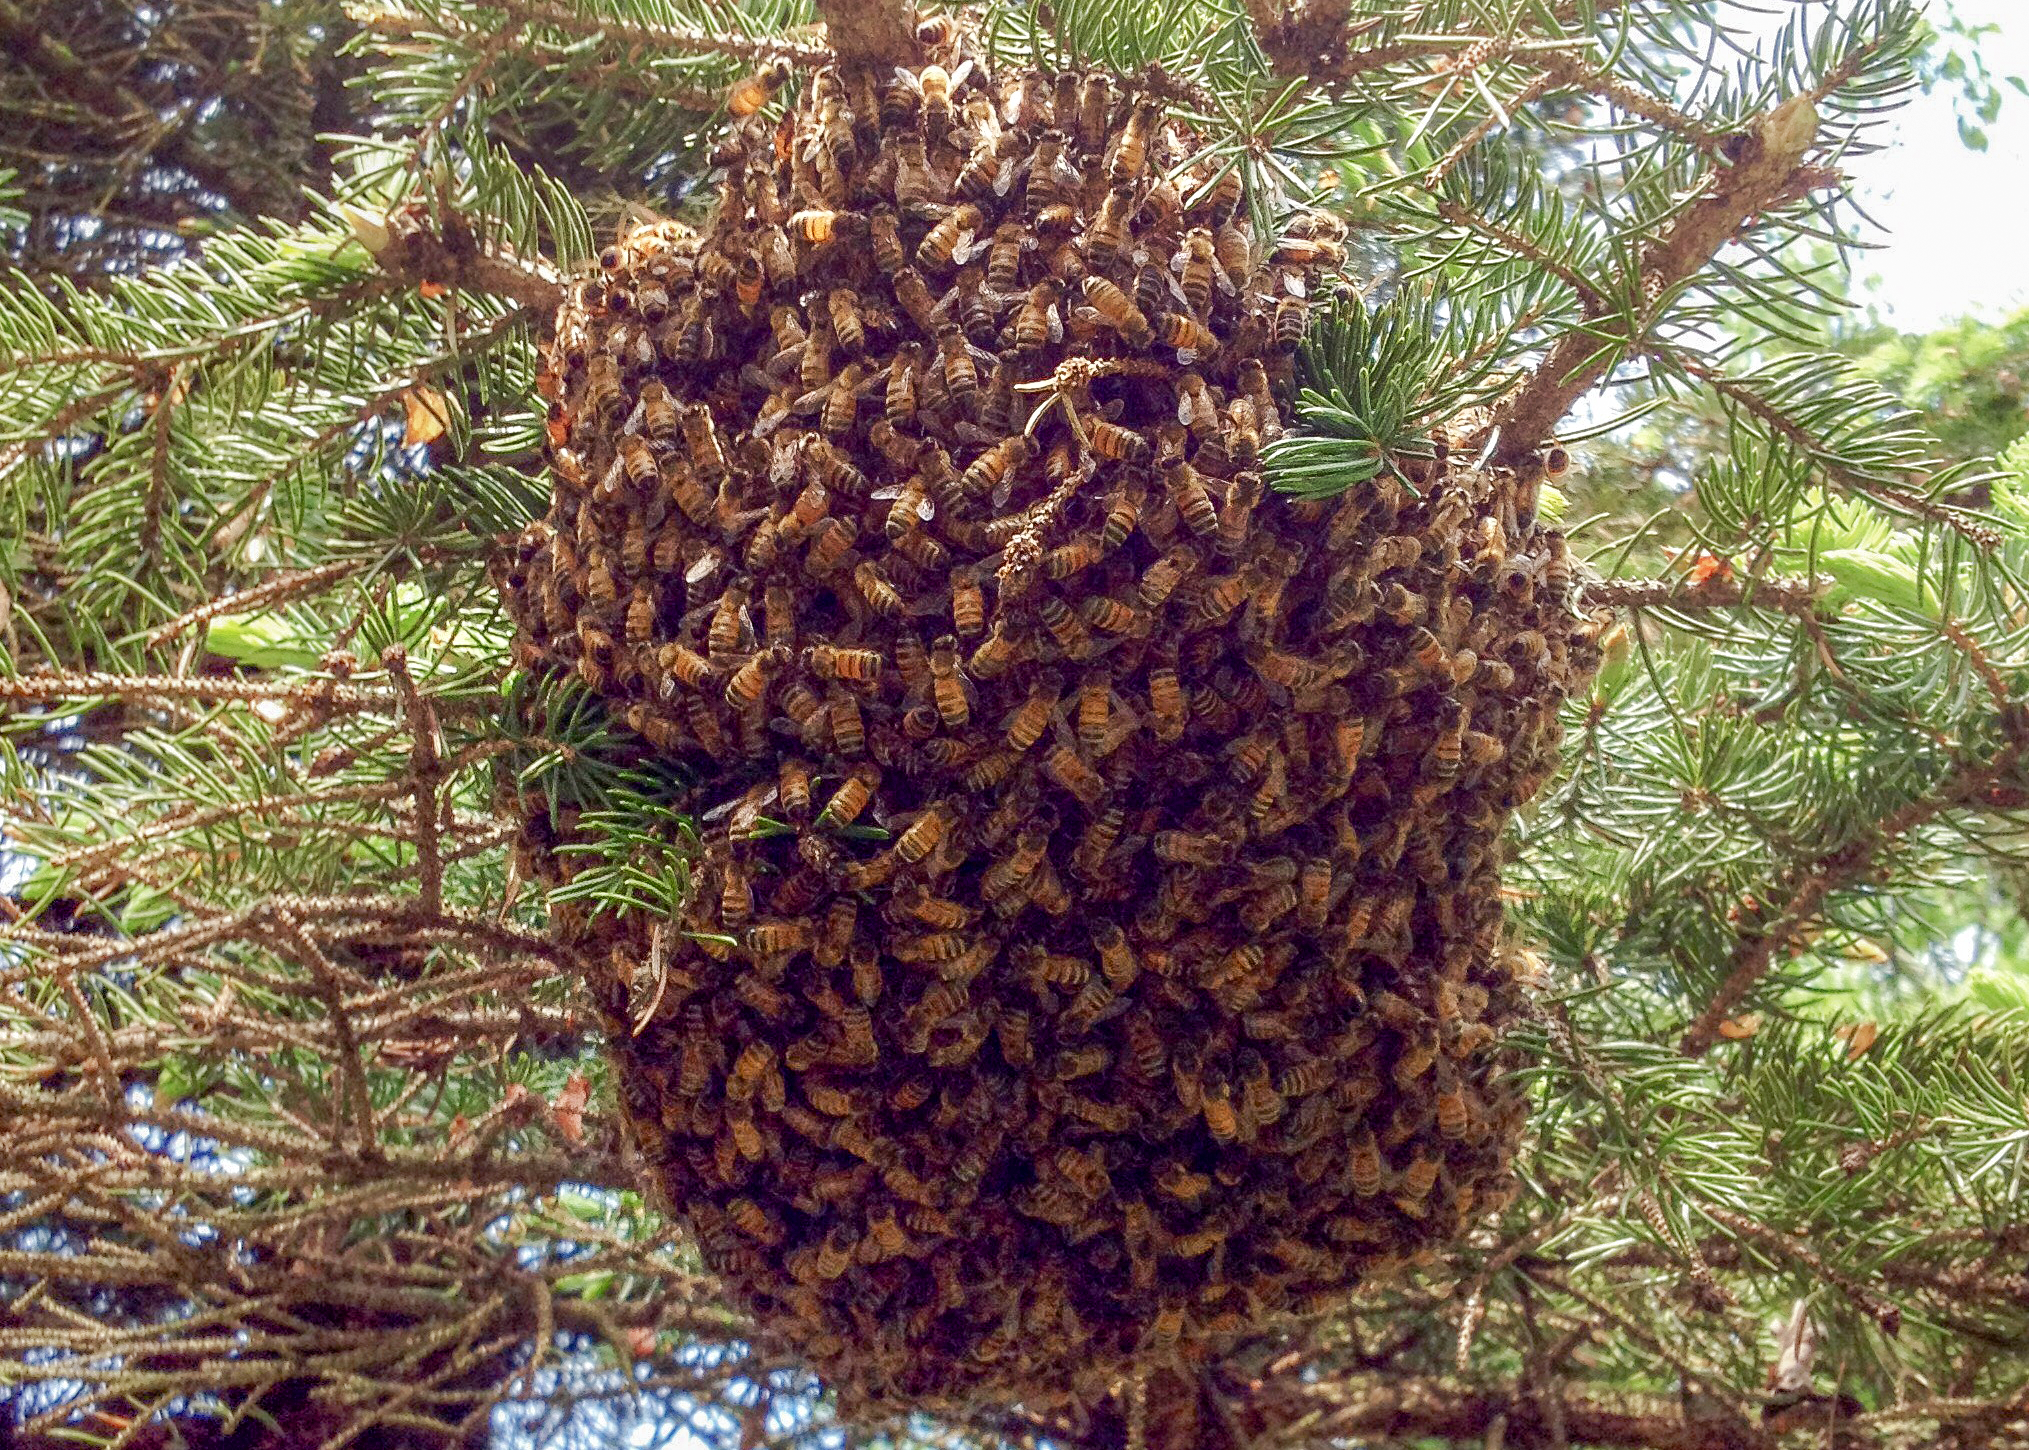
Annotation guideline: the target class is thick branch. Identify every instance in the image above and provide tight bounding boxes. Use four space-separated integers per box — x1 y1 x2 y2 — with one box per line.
352 205 566 316
812 0 920 71
1587 575 1830 618
1489 92 1829 458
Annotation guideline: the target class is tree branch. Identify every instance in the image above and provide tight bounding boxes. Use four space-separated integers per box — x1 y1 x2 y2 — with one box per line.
811 0 920 71
1488 90 1832 459
1586 575 1830 619
1242 1374 1767 1450
1680 731 2029 1056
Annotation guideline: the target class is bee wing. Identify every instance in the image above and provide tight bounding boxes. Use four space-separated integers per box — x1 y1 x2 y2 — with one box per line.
1174 347 1201 366
621 394 648 434
1283 271 1307 298
948 59 975 91
952 231 989 264
1046 308 1064 345
993 157 1019 197
892 65 924 95
1163 271 1191 307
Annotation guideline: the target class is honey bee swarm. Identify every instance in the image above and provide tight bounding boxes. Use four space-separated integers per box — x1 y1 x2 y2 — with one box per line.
499 50 1607 1409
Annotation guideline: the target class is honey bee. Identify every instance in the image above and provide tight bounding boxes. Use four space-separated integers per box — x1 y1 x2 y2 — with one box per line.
871 348 918 430
678 403 727 485
615 581 653 645
822 362 865 435
1543 529 1573 600
1035 593 1095 660
1272 293 1308 351
961 435 1031 498
723 643 788 710
1024 131 1077 218
826 288 867 355
1067 69 1112 153
1130 552 1189 614
1072 667 1115 755
1042 743 1107 807
654 642 713 693
725 57 792 118
789 207 847 245
916 62 961 138
1396 1152 1441 1213
1169 228 1218 316
917 202 983 272
979 222 1028 294
1183 162 1241 225
1035 536 1102 583
1164 460 1219 538
847 559 902 619
1086 418 1150 463
945 565 987 638
1153 308 1219 363
1345 1127 1385 1197
815 684 861 756
879 631 949 728
732 252 764 312
894 802 952 864
881 264 938 333
1080 274 1153 348
885 128 939 212
1012 280 1064 352
956 129 1020 202
967 617 1021 679
1271 231 1346 270
706 578 752 657
852 209 901 283
936 321 978 399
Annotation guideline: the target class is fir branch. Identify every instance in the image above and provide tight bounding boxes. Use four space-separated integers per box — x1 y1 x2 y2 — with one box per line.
1586 574 1831 619
363 0 832 67
359 205 568 316
1489 89 1842 459
1244 1373 1765 1450
142 560 367 646
1696 1202 1904 1337
1680 734 2029 1056
813 0 920 69
383 644 448 918
0 0 265 214
1692 363 2003 549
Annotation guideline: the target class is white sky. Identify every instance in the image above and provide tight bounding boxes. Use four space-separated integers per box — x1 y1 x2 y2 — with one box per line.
1841 0 2029 328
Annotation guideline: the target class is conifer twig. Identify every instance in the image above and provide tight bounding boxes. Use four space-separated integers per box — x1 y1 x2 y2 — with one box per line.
1489 84 1843 459
1681 734 2029 1056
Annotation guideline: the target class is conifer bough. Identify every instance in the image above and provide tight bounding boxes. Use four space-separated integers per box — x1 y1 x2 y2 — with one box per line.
500 23 1607 1405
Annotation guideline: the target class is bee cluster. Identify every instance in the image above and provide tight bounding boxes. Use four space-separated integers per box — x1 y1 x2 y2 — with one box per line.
500 47 1607 1407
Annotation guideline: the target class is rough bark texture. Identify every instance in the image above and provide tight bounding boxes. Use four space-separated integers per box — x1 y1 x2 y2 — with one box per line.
813 0 921 70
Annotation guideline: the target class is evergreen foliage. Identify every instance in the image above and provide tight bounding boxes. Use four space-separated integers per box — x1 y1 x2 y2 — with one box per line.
1 2 2027 1448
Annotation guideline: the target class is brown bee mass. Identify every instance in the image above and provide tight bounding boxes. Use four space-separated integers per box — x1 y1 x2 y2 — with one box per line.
499 46 1606 1410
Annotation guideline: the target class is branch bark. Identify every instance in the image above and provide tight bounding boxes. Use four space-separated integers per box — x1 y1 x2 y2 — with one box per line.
812 0 920 71
1488 91 1831 459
